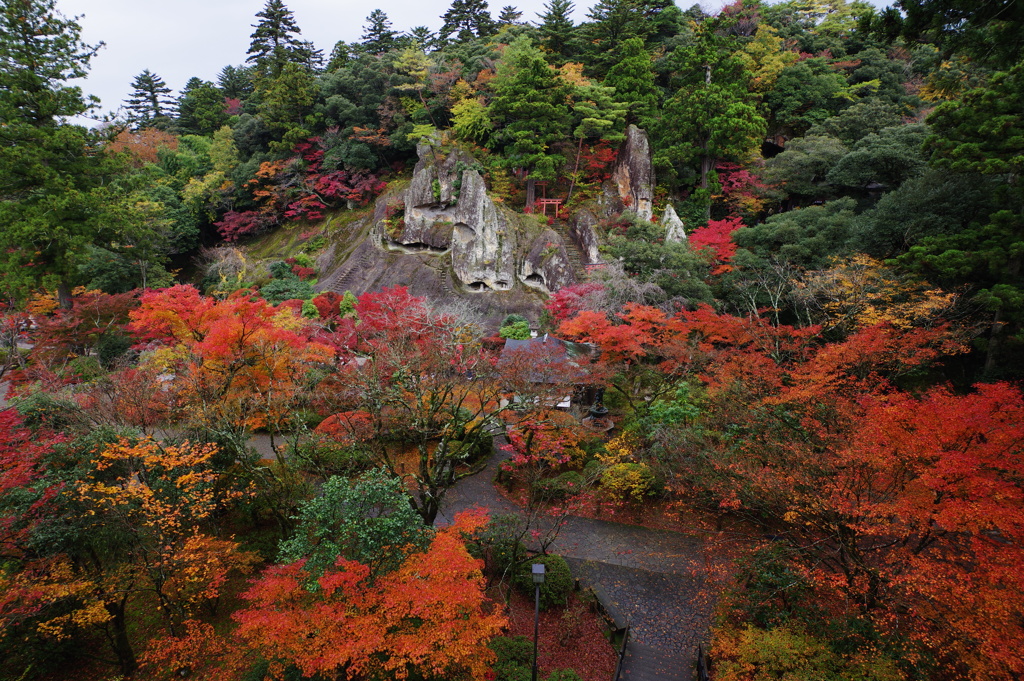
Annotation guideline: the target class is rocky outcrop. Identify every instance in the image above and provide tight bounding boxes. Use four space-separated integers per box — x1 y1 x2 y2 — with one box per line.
662 204 686 242
606 125 655 221
449 171 516 291
570 209 602 264
372 141 517 292
519 229 576 294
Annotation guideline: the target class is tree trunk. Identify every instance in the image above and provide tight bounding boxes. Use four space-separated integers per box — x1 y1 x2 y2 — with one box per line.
106 597 137 677
57 280 73 310
525 178 536 210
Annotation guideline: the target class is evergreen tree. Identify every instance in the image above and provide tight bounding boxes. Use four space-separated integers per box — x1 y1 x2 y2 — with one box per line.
406 26 438 52
439 0 497 43
604 36 658 125
124 69 176 127
498 5 523 24
247 0 319 77
490 37 572 195
361 10 398 55
582 0 677 75
218 64 255 100
536 0 576 64
176 78 228 136
0 0 136 306
654 17 765 217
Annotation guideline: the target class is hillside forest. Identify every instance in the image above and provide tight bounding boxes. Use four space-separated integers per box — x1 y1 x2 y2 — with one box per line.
1 0 1023 679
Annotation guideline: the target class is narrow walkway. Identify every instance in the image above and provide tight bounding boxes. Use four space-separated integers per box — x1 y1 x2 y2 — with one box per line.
438 437 714 681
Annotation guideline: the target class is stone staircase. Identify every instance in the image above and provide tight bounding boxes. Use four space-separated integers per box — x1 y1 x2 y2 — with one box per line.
325 247 375 295
550 221 588 279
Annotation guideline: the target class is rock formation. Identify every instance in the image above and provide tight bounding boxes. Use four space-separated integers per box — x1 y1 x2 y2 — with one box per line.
606 125 655 221
519 228 576 294
662 204 686 242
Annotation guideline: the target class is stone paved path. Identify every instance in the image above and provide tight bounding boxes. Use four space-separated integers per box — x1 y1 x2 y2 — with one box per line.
438 437 714 681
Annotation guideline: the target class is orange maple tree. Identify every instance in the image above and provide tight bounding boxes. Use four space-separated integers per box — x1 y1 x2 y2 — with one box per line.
129 284 335 432
142 510 506 680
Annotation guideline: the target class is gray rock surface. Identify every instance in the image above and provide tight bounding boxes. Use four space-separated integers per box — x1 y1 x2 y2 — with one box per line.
607 125 655 221
570 209 603 264
519 228 576 294
662 204 686 242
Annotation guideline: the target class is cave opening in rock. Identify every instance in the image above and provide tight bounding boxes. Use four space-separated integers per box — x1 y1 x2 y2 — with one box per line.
467 281 491 292
386 239 449 255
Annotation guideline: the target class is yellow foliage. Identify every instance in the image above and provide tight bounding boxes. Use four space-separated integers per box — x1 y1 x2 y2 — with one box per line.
25 291 59 316
794 255 958 332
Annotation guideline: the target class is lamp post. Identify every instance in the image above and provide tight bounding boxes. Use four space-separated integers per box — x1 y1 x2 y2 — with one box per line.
531 563 546 681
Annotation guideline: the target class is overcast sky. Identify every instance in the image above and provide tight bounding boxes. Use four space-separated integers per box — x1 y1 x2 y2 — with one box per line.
56 0 892 120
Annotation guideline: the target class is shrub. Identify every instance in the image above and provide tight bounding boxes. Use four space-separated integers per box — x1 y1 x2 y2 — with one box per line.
469 514 527 579
260 277 315 304
268 261 293 279
499 321 532 340
96 331 133 367
601 462 659 503
532 471 585 502
501 313 529 328
547 671 583 681
490 635 533 666
513 554 573 610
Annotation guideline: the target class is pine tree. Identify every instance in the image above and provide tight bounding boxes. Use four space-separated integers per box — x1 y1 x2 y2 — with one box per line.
246 0 319 77
498 5 523 24
438 0 497 43
176 78 228 136
124 69 176 127
218 64 255 100
536 0 576 64
604 37 658 125
0 0 126 306
361 9 398 55
490 36 572 196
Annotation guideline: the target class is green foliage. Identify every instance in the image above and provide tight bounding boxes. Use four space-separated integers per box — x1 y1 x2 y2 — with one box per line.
604 37 658 125
300 300 319 318
452 97 494 143
501 313 529 327
96 332 134 368
513 554 573 610
765 58 853 136
851 169 999 258
655 19 765 194
260 276 315 303
761 135 849 200
806 98 904 146
471 513 528 579
490 36 572 180
531 471 585 502
734 198 858 270
277 469 431 579
827 123 930 191
605 215 715 303
499 321 532 339
175 78 228 136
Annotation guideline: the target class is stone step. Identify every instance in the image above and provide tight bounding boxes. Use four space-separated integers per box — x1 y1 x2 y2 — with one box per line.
550 221 588 279
620 643 691 681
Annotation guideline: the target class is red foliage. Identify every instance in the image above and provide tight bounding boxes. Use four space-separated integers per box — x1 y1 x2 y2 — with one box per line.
311 291 343 320
578 141 618 183
544 282 606 322
291 265 315 280
143 512 505 680
689 215 744 273
215 209 278 241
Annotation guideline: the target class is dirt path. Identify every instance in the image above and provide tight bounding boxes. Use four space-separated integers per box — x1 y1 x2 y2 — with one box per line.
438 437 716 681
